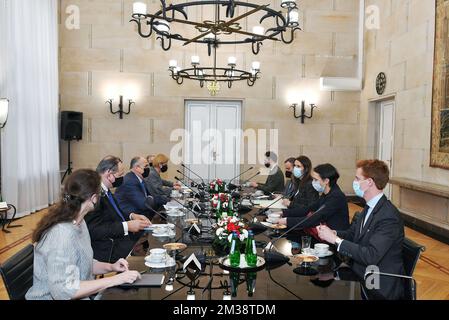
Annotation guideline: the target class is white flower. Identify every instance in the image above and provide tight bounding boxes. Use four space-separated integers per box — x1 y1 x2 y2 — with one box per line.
242 229 249 239
239 233 245 241
222 212 228 219
228 234 233 242
216 227 224 236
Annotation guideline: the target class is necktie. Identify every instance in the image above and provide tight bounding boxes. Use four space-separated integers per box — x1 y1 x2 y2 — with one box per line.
360 205 370 234
106 191 126 222
140 181 148 197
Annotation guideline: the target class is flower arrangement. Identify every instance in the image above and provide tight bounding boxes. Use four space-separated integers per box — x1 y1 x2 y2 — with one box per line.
209 179 227 193
213 216 249 256
211 193 235 219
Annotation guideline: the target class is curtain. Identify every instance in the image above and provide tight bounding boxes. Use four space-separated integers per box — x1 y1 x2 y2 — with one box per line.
0 0 60 218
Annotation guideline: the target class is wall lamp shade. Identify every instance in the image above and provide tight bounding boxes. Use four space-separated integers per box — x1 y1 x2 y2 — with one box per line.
0 98 9 128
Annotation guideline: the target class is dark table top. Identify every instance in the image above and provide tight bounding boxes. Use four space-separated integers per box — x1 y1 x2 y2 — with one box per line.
101 199 362 300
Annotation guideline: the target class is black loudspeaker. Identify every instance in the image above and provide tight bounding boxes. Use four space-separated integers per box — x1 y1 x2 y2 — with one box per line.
61 111 83 141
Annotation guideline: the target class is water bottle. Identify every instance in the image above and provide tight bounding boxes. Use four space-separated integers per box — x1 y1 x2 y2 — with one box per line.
229 232 241 267
245 230 257 267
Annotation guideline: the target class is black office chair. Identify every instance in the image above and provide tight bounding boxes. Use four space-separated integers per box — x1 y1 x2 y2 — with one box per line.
0 244 34 300
364 237 425 300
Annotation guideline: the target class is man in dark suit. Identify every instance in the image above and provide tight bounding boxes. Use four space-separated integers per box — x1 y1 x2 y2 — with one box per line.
250 151 285 194
85 156 151 263
283 157 296 198
317 159 405 300
115 156 164 219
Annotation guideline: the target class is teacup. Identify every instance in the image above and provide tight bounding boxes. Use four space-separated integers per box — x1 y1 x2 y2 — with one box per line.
267 213 281 224
148 248 166 263
314 243 329 255
153 226 168 235
255 190 264 196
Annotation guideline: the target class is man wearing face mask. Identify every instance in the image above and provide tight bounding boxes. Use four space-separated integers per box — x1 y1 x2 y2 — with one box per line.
85 156 151 263
316 160 405 300
283 157 296 198
250 151 285 194
145 153 181 203
115 156 158 219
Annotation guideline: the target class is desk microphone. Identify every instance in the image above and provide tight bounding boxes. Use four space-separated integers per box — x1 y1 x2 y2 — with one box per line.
176 170 200 188
239 171 261 187
175 177 203 198
228 166 254 188
264 204 327 265
181 163 207 186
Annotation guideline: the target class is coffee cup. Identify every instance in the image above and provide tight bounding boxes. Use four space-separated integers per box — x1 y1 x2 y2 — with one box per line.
148 248 166 263
314 243 329 255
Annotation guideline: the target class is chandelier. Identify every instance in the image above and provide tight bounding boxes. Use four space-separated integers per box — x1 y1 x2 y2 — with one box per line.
131 0 301 55
167 45 261 95
131 0 300 95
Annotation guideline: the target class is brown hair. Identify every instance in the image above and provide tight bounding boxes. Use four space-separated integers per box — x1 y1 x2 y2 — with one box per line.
356 159 390 190
32 169 101 243
296 155 313 187
153 154 169 167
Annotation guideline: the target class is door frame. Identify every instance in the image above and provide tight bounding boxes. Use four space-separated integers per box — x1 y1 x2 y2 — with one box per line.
184 99 243 182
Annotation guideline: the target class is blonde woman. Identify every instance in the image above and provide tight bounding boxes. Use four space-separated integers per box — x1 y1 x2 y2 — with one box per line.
144 154 180 200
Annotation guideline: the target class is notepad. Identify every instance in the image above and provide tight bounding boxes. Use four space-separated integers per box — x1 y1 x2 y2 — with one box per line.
118 274 165 288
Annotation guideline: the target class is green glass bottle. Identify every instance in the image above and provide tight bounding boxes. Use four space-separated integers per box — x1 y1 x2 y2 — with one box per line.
230 272 240 297
229 232 241 267
245 272 257 297
245 231 258 267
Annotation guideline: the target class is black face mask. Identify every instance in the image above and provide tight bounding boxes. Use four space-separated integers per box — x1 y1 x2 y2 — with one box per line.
143 167 150 178
149 162 153 167
264 163 271 168
160 164 168 173
285 171 292 179
112 176 124 188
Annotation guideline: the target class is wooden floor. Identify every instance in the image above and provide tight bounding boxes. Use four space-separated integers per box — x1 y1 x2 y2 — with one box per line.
1 204 449 300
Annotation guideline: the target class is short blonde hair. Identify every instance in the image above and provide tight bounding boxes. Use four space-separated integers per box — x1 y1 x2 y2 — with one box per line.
153 154 169 167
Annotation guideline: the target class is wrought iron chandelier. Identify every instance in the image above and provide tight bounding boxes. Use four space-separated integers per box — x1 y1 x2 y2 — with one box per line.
131 0 301 55
167 45 261 96
131 0 300 94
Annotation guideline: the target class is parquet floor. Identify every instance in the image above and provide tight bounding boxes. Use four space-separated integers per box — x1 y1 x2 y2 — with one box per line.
1 204 449 300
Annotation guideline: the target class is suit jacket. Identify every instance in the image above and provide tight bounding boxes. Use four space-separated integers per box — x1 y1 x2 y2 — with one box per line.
337 195 405 300
84 193 137 263
257 165 285 194
288 179 320 210
115 172 155 218
144 168 173 202
283 184 349 231
283 180 296 198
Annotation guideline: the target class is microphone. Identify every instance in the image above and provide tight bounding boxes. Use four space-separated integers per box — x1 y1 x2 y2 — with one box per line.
177 170 199 188
174 177 203 198
240 171 261 187
228 166 254 185
264 205 327 265
181 163 206 186
169 197 202 219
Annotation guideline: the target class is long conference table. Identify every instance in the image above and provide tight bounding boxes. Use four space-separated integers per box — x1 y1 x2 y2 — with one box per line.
101 191 362 300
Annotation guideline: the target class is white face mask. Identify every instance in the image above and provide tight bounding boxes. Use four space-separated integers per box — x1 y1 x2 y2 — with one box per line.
312 179 325 193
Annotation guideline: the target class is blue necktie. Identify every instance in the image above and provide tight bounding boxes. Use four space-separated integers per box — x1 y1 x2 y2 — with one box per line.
106 191 126 222
140 181 148 197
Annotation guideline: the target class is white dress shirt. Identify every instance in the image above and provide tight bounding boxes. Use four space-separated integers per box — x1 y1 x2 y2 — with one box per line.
101 182 129 236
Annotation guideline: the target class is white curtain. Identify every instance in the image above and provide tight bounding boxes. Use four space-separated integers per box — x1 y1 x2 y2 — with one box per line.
0 0 60 218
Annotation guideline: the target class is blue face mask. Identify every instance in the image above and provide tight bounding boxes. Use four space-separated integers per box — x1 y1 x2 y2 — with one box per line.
293 167 303 179
353 181 365 198
312 180 325 193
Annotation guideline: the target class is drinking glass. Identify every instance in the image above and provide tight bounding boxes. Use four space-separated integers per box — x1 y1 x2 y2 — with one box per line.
301 236 312 251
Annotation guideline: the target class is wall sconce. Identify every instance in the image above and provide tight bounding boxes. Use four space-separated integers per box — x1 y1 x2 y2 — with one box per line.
290 101 317 124
0 98 9 128
106 95 134 119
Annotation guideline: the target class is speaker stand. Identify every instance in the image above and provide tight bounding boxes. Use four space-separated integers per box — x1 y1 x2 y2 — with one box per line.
61 140 73 183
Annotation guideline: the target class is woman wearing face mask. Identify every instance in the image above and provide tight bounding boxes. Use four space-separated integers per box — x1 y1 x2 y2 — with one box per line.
282 156 319 210
144 153 181 201
26 169 141 300
279 163 349 235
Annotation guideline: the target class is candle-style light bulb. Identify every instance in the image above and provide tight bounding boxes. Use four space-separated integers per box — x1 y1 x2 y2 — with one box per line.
133 2 147 15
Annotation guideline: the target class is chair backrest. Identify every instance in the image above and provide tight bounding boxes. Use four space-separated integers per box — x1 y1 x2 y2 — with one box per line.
402 237 425 300
402 237 425 277
0 244 34 300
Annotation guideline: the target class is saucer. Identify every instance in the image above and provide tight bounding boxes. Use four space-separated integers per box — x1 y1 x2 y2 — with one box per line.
316 250 333 258
152 231 175 238
144 259 176 269
167 211 185 217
